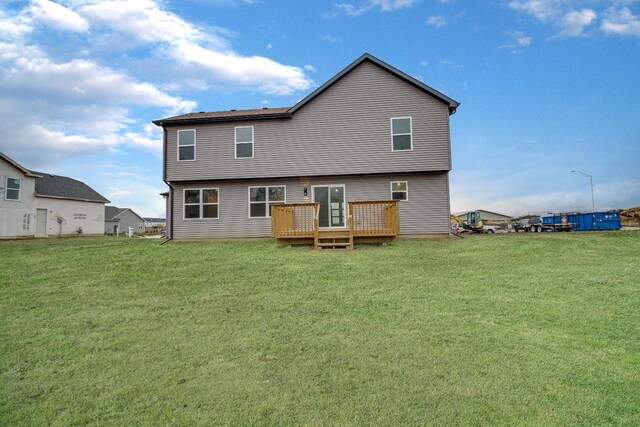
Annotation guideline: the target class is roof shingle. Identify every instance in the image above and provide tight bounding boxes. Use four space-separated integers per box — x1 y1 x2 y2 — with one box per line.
153 107 290 126
105 206 127 220
32 172 110 203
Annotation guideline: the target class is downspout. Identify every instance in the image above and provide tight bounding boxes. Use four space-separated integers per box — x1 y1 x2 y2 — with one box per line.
160 124 174 243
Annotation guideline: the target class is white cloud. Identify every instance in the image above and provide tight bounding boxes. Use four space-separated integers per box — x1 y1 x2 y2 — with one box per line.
560 8 597 36
427 15 446 28
3 55 194 112
333 3 370 16
121 132 162 156
601 7 640 36
79 0 215 46
328 0 417 17
3 123 119 168
106 188 132 198
321 34 343 43
29 0 89 32
517 35 533 46
79 0 313 95
102 174 168 217
508 0 560 21
439 59 464 69
0 10 32 40
370 0 418 11
172 44 312 95
509 0 612 40
304 64 316 72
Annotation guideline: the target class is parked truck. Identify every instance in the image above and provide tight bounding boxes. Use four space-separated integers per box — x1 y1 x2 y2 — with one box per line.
513 217 544 233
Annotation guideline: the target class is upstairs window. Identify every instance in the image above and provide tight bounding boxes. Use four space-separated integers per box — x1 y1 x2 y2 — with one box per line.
235 126 254 158
249 186 285 217
390 181 408 201
178 129 195 161
5 177 21 201
184 188 219 219
391 117 412 151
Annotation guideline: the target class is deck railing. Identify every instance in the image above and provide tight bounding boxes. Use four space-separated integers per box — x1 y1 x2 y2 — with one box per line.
272 200 399 248
348 200 400 237
271 203 319 239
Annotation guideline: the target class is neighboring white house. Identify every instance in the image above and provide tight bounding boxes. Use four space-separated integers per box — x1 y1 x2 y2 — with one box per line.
0 152 109 238
105 206 146 235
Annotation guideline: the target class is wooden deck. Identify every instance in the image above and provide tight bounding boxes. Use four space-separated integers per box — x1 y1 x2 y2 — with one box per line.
271 200 400 250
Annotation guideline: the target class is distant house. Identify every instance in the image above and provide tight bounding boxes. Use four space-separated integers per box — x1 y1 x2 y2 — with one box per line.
1 152 109 238
105 206 146 235
153 53 459 243
453 210 512 222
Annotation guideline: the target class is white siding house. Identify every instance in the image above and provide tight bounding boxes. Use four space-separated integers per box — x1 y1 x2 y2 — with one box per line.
0 153 109 239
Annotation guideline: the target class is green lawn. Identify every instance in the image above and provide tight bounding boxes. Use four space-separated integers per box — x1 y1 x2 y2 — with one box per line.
1 233 639 426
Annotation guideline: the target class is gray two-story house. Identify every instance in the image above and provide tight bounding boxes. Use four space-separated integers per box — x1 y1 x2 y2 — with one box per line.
154 53 459 245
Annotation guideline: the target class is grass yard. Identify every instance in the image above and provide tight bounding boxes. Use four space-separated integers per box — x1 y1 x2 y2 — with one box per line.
1 233 639 426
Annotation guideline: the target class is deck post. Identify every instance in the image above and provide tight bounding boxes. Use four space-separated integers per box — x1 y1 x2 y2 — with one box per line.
313 203 319 250
348 203 354 250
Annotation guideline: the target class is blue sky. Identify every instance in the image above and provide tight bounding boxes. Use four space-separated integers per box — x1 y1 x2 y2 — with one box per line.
1 0 638 217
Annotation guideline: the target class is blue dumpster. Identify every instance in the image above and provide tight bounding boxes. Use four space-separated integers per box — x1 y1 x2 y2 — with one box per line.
542 212 621 231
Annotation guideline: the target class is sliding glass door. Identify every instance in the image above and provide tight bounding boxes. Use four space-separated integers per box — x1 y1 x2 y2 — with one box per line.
312 185 345 228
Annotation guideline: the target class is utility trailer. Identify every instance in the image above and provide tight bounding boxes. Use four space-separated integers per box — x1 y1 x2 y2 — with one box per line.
542 212 621 232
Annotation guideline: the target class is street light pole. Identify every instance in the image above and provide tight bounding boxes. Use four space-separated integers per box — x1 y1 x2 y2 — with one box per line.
570 170 595 212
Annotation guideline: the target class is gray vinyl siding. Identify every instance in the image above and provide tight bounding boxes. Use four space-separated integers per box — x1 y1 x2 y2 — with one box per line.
165 61 451 182
171 173 449 240
105 210 145 234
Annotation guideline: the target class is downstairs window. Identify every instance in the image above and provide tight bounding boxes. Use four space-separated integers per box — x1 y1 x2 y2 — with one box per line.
249 186 285 217
184 188 219 219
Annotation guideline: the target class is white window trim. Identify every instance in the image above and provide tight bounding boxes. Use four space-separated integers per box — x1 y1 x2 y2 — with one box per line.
390 181 409 201
177 129 196 162
4 176 21 202
248 185 286 218
183 188 219 220
390 117 413 152
235 126 254 159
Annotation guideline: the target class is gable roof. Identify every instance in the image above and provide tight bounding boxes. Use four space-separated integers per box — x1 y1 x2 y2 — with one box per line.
105 206 127 220
152 53 459 126
32 171 110 203
0 152 41 178
289 53 459 115
105 206 145 222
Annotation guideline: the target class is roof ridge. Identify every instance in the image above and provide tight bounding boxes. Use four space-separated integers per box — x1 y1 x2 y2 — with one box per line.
153 53 460 127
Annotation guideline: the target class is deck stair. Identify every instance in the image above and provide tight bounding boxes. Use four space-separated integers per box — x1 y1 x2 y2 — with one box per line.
317 234 352 250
